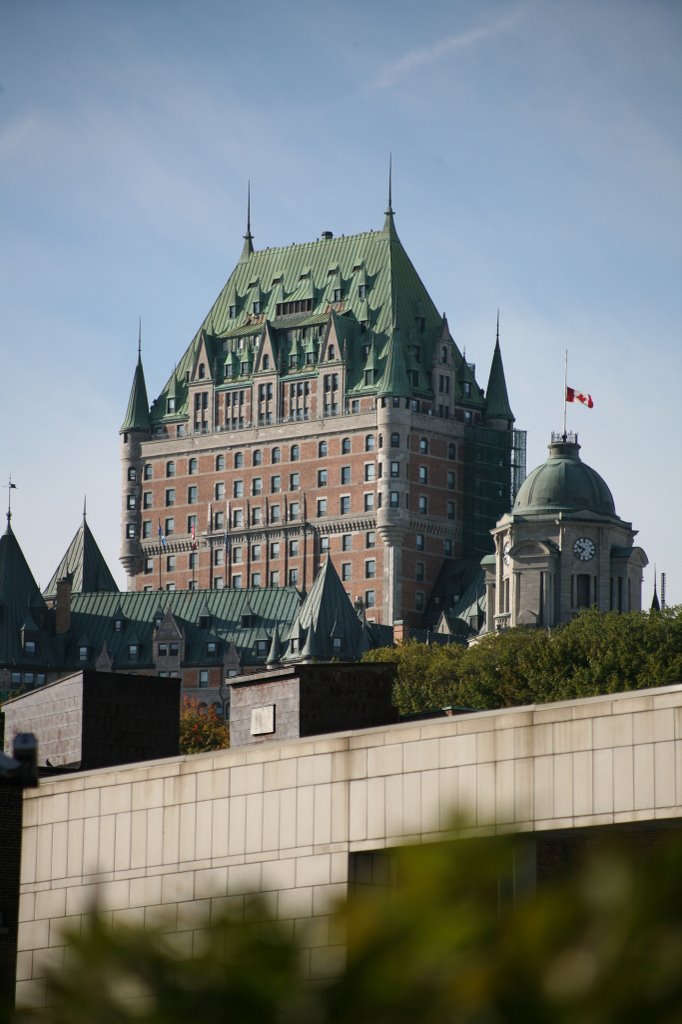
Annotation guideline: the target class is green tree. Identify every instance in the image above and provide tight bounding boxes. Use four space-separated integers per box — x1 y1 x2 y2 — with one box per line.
179 697 229 754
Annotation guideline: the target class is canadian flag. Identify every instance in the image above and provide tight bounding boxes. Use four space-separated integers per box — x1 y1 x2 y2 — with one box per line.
566 386 594 408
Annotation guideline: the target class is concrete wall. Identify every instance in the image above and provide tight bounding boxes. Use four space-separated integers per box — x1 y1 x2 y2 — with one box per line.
16 684 682 1008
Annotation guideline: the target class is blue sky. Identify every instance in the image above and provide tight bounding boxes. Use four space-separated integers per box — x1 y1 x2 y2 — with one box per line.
1 0 680 605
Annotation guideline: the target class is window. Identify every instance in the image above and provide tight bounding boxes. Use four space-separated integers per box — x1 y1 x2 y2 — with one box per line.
444 539 453 556
142 520 152 538
252 477 262 495
272 447 281 464
319 536 330 553
144 464 153 480
289 501 300 520
233 480 243 498
365 434 375 452
216 454 225 471
419 437 429 454
364 493 375 512
214 549 224 566
448 443 456 460
164 517 174 537
464 410 472 424
125 523 136 539
390 461 399 478
128 644 139 660
144 557 154 574
416 533 425 551
252 301 261 315
365 590 376 608
251 572 261 588
188 485 198 504
233 509 243 527
576 574 591 608
143 491 152 509
419 466 428 484
290 472 300 490
364 464 376 482
189 458 198 475
341 466 351 485
189 551 197 570
126 494 136 510
390 491 400 508
418 495 428 514
214 511 224 529
340 495 351 514
288 538 300 557
288 567 299 586
232 574 243 589
447 501 455 520
127 467 137 482
318 440 328 457
252 507 261 524
166 554 176 572
166 461 175 477
342 562 352 581
390 433 400 448
318 468 328 487
328 345 335 359
262 354 270 370
447 471 456 490
253 449 262 467
317 498 327 517
291 444 300 461
199 670 209 688
342 437 351 454
365 531 375 549
269 570 280 586
234 451 244 468
165 488 175 506
365 559 376 579
187 514 197 533
270 541 280 558
441 345 448 364
271 475 281 493
416 592 425 612
229 304 236 319
215 482 225 500
416 561 424 581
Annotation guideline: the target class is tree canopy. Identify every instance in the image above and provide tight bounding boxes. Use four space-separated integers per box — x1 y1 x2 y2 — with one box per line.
363 607 682 716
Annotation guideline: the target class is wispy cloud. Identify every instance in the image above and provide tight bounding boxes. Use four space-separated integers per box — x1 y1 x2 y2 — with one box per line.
369 6 529 90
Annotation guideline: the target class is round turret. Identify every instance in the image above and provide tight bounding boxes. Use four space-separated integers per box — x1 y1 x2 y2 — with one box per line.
513 434 616 517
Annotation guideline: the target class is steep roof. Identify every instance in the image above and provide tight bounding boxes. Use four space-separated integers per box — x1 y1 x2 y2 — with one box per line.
0 519 49 664
120 353 151 433
283 556 369 662
43 513 120 600
150 207 457 421
485 328 514 422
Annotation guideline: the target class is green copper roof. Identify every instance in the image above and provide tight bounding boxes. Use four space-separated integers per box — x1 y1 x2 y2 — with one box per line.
0 519 48 665
283 556 369 662
120 354 151 434
43 514 120 600
513 437 616 517
150 209 457 420
485 335 514 422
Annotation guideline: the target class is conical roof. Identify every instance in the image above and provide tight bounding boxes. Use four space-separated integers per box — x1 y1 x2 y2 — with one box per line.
283 556 368 661
0 519 48 663
43 514 119 600
120 354 151 433
485 331 514 422
513 437 616 517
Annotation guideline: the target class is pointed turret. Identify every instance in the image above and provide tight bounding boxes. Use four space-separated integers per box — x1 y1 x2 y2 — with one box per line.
651 572 661 612
484 312 514 424
43 509 119 601
377 322 411 398
240 181 254 261
0 517 48 665
120 325 151 433
283 556 368 662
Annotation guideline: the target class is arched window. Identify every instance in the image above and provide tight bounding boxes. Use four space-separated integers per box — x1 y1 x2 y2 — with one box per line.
166 461 176 477
328 345 335 360
318 440 328 457
253 449 263 466
272 447 281 464
291 444 300 461
198 363 206 379
365 434 375 452
263 354 270 370
419 437 429 454
216 454 225 471
234 451 244 469
342 437 351 454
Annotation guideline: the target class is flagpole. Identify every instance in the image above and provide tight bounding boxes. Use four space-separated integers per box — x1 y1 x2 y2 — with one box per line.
562 349 568 439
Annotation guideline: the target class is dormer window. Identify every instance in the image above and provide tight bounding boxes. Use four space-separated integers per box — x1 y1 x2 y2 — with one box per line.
167 396 176 413
463 382 471 397
358 284 366 299
229 304 237 319
207 641 217 655
332 637 342 655
78 645 88 663
253 301 261 315
416 317 426 331
114 618 123 632
24 640 36 656
328 345 335 360
263 354 270 370
333 288 342 302
128 644 139 660
198 363 206 379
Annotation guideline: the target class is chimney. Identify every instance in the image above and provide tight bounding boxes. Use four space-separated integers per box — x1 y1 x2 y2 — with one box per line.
393 620 409 645
55 576 72 635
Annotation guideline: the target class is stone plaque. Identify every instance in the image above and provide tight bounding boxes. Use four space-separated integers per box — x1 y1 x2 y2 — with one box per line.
251 704 275 735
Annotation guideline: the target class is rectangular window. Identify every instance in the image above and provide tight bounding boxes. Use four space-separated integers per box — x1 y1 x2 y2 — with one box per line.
444 539 453 557
232 574 243 589
269 570 280 586
366 531 375 549
251 543 261 559
289 539 299 556
215 482 225 500
418 495 428 514
144 464 153 480
144 557 154 574
199 670 209 688
271 475 281 493
416 561 424 581
143 491 152 509
214 549 224 566
233 480 243 498
447 471 456 490
289 472 300 490
390 461 399 478
364 463 376 482
127 494 136 510
188 486 198 504
252 507 262 524
317 498 327 516
365 559 376 579
342 562 351 581
233 509 243 527
232 545 243 563
288 567 299 586
364 493 375 512
165 517 175 535
128 644 139 660
320 536 330 553
252 478 262 496
251 572 261 588
340 495 351 514
289 502 300 520
341 466 351 485
189 551 197 569
166 554 176 572
447 501 455 520
390 491 399 508
318 468 328 487
187 514 197 533
342 534 352 552
165 488 175 506
419 466 428 484
214 511 224 529
416 592 425 612
270 541 280 558
142 520 152 538
365 590 375 608
416 533 425 551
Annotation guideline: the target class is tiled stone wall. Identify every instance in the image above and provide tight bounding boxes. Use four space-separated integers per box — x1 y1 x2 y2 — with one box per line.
16 685 682 1008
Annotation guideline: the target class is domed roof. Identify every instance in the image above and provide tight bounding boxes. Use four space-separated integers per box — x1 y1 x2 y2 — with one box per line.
513 435 616 516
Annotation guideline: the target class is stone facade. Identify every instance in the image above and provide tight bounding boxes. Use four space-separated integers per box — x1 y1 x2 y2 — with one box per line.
14 684 682 1008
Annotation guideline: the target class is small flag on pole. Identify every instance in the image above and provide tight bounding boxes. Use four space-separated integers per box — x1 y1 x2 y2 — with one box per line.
158 519 167 548
566 386 594 409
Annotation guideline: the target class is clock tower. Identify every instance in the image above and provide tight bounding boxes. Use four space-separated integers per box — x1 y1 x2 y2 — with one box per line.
481 433 647 631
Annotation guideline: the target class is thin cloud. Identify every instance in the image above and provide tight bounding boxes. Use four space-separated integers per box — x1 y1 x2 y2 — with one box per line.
369 6 529 90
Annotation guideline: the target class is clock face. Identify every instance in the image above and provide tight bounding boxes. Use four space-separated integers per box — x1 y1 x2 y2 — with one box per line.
573 537 596 561
503 541 511 565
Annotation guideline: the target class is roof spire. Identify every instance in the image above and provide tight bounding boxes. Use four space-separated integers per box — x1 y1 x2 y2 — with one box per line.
240 180 254 260
138 317 142 359
484 313 514 424
83 494 87 521
651 567 661 612
496 308 500 346
120 325 151 434
383 154 398 239
4 474 17 530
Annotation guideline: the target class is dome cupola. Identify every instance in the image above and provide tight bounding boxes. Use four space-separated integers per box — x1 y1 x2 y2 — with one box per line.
513 433 616 517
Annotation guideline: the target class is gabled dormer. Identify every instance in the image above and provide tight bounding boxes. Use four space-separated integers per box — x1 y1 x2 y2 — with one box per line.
191 331 214 384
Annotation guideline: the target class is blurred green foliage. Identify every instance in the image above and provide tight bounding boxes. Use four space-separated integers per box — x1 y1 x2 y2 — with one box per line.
179 697 229 754
363 607 682 715
11 827 682 1023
